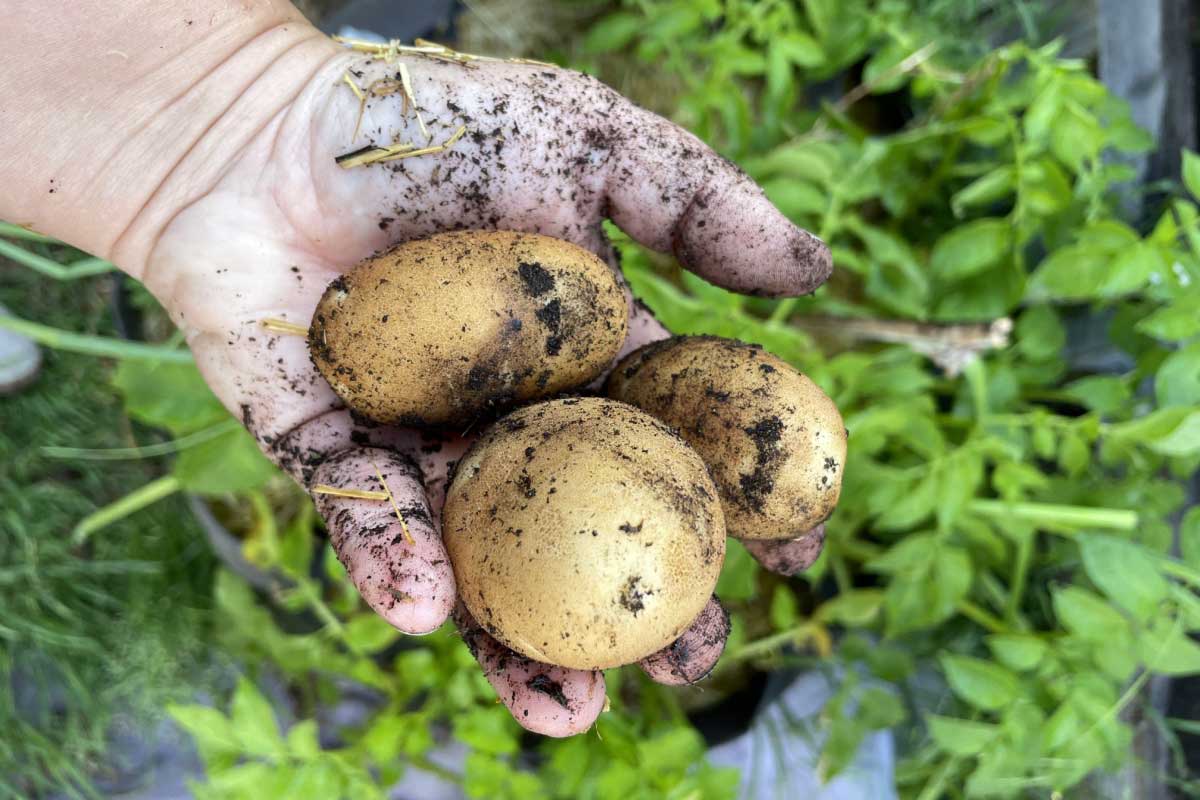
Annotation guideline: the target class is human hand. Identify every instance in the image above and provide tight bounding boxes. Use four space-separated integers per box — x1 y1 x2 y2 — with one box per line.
131 33 834 736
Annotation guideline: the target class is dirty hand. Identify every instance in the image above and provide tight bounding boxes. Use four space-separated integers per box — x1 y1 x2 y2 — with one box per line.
2 9 833 736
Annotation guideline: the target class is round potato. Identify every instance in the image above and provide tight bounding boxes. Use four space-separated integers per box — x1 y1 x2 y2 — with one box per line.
443 397 725 670
607 336 845 540
309 231 627 428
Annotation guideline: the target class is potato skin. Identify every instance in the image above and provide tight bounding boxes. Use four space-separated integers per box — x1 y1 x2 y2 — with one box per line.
443 398 725 670
308 231 627 428
607 336 845 540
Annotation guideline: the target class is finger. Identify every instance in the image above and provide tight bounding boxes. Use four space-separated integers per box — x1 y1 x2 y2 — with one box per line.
310 448 456 634
742 524 827 576
639 597 730 685
602 104 831 298
455 604 606 737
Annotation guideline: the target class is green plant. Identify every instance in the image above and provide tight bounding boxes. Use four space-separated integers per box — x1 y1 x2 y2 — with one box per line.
0 258 219 799
577 0 1200 795
12 1 1200 797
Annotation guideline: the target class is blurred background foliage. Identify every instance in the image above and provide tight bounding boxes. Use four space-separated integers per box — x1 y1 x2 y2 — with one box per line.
4 0 1200 797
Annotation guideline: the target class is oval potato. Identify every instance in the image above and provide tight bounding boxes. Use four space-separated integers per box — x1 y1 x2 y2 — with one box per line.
443 397 725 670
309 231 627 427
607 336 845 540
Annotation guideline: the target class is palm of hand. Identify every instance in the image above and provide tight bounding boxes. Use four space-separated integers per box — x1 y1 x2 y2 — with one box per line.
138 45 831 736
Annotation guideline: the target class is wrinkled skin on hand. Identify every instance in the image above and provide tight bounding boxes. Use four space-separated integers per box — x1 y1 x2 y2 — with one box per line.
138 43 833 736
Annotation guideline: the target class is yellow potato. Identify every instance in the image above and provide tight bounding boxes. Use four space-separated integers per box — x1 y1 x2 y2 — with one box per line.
607 336 845 540
443 398 725 670
309 231 627 427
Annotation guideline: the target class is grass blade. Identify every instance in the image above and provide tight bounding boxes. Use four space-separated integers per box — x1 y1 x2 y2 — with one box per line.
0 315 192 363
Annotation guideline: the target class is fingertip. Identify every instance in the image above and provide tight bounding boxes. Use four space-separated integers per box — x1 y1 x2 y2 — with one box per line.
455 605 607 737
639 597 730 685
510 670 607 737
673 180 832 298
742 524 827 575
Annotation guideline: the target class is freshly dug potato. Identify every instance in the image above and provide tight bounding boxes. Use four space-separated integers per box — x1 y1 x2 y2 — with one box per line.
443 397 725 670
309 231 627 427
607 336 845 540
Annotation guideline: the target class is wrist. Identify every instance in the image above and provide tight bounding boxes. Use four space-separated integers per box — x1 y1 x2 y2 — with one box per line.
0 2 338 278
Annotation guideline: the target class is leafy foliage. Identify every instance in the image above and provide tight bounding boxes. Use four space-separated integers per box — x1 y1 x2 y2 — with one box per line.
575 0 1200 795
18 0 1200 797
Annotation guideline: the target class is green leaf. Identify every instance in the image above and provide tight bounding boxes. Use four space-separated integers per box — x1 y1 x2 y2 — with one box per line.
1137 296 1200 341
762 178 827 217
868 533 936 574
285 720 321 759
1062 376 1131 416
453 707 518 755
769 585 799 631
986 635 1047 672
862 41 914 93
1030 243 1110 300
288 763 343 798
752 142 838 184
1100 242 1164 297
927 714 999 756
1110 407 1200 456
168 704 239 765
951 167 1016 216
1140 618 1200 674
940 654 1021 711
1050 102 1104 171
776 31 826 67
816 589 883 627
112 360 227 434
343 614 401 653
582 12 643 53
173 426 277 494
876 472 938 531
1053 586 1129 640
1182 507 1200 570
1015 305 1066 362
1024 79 1062 142
929 219 1012 280
1156 341 1200 407
1080 536 1168 622
716 539 758 601
1184 149 1200 199
637 727 704 772
882 545 971 635
1021 158 1072 215
230 678 284 758
1057 432 1090 477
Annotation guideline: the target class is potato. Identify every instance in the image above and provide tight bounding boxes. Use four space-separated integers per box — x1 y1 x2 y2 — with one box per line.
607 336 845 540
309 231 627 428
443 397 725 670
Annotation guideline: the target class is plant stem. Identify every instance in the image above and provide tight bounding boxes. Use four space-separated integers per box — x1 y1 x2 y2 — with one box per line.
0 315 192 363
1156 558 1200 589
1006 529 1033 623
409 754 464 783
968 499 1137 531
72 475 182 543
0 221 53 241
0 238 114 280
723 625 809 664
963 357 988 422
830 548 852 595
41 420 239 461
916 757 962 800
957 600 1008 634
